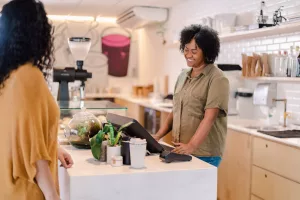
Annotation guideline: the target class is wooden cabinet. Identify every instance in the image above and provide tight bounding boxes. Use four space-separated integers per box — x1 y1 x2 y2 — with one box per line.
217 129 252 200
253 137 300 183
252 166 300 200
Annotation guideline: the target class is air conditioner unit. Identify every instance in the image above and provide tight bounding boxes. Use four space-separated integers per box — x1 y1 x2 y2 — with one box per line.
117 6 168 29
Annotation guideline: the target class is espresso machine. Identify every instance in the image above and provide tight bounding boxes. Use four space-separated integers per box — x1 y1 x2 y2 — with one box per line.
53 37 92 101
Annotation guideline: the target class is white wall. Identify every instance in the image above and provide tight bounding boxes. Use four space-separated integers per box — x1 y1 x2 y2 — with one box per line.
50 20 166 95
50 20 139 95
136 25 166 86
160 0 300 125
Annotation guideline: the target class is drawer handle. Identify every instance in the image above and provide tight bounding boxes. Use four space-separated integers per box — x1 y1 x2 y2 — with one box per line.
266 144 268 148
265 174 267 178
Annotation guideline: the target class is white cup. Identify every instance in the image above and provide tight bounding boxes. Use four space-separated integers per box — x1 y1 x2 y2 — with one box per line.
129 138 147 169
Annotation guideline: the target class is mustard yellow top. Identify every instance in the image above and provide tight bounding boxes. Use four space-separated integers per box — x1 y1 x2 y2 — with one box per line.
0 63 60 199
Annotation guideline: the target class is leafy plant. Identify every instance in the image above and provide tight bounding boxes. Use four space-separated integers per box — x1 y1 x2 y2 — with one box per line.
105 121 133 147
76 124 88 138
90 130 105 160
90 120 134 160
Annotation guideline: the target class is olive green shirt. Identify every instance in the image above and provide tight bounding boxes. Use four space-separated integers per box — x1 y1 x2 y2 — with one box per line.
172 64 229 157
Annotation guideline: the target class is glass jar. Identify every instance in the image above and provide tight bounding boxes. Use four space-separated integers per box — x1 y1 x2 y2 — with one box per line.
64 108 102 149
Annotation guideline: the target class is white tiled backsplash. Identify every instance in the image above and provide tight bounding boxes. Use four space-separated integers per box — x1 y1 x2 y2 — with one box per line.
165 0 300 124
218 32 300 65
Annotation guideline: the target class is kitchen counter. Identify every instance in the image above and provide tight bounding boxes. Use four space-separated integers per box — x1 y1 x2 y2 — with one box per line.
58 145 217 200
86 93 173 113
228 117 300 149
85 93 300 148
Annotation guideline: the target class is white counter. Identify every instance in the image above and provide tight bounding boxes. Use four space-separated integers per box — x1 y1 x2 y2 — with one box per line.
59 145 217 200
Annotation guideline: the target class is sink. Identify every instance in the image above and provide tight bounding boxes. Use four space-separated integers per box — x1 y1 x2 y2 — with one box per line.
243 125 300 138
257 130 300 138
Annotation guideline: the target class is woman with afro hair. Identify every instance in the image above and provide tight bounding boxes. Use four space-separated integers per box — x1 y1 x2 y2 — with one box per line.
154 24 229 167
0 0 73 199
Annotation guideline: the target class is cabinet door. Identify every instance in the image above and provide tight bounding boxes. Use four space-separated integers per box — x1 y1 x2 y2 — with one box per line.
253 137 300 183
217 129 252 200
252 166 300 200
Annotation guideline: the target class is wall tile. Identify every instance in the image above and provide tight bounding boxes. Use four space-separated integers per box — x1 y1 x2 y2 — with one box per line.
256 45 267 52
280 42 294 50
273 37 287 44
262 39 274 45
287 34 300 42
268 44 280 51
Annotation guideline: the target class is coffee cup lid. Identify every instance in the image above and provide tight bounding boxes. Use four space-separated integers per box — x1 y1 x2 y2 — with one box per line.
129 138 147 144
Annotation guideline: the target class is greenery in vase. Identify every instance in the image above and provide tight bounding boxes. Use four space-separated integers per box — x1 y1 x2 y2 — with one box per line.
90 121 133 160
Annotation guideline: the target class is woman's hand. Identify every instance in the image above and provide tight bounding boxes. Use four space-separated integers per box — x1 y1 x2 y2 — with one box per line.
172 142 196 155
58 147 74 168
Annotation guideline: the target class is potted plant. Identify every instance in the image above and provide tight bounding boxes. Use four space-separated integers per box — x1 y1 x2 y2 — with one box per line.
90 121 133 164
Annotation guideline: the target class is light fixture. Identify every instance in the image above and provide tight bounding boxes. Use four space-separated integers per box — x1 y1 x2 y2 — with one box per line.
47 15 94 21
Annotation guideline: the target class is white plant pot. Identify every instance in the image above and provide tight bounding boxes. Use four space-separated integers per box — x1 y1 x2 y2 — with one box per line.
107 145 121 164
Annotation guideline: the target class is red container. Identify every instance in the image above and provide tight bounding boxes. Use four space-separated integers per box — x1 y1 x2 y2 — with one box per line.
101 34 130 77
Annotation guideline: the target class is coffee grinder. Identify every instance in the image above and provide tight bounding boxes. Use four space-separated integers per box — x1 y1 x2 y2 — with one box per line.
53 37 92 101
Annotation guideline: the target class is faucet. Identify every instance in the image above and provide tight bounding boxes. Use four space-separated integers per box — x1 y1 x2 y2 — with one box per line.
272 98 289 127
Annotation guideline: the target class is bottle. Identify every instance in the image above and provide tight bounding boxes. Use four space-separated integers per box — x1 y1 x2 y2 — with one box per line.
287 46 293 77
295 46 300 77
274 51 282 77
279 50 288 77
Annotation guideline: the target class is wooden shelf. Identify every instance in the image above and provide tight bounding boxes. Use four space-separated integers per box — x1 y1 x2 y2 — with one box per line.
241 76 300 82
220 21 300 43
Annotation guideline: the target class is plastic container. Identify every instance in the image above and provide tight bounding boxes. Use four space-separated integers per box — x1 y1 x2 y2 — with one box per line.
236 88 254 119
129 138 147 169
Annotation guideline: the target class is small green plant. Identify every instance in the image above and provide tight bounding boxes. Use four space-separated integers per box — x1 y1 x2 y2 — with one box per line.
90 121 134 160
105 121 133 147
76 124 88 138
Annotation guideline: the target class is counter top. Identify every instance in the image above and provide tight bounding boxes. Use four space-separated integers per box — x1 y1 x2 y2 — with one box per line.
62 145 213 177
228 117 300 149
58 145 217 200
86 93 173 113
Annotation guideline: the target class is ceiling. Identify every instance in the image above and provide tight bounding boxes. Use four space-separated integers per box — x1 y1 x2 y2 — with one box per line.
0 0 185 17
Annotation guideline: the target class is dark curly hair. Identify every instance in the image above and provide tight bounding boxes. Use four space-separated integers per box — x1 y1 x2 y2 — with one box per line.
179 24 220 64
0 0 54 90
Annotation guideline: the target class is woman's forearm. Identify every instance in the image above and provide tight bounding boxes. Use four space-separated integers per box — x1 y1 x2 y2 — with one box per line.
156 112 173 138
35 160 59 200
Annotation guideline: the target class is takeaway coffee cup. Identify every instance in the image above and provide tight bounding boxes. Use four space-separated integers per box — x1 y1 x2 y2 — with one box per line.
129 138 147 169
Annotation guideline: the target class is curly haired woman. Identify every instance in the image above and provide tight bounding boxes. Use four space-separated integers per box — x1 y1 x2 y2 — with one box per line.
154 25 229 167
0 0 73 199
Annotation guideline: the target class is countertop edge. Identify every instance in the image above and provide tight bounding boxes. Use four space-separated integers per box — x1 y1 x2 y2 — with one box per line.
86 93 173 113
227 124 300 149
